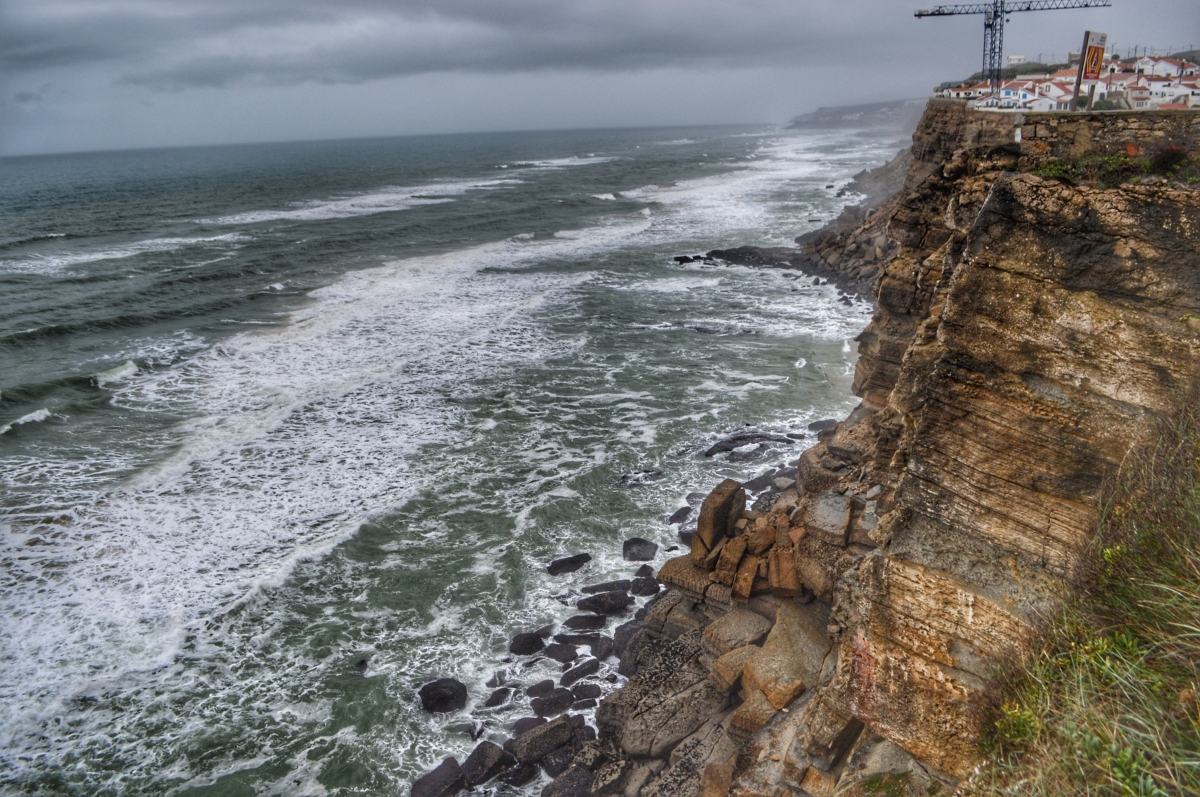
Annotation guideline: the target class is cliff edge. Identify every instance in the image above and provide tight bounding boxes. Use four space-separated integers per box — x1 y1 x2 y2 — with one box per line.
569 101 1200 797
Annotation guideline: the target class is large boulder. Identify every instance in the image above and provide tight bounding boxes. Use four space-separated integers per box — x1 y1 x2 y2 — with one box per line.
509 714 573 764
461 741 516 787
742 601 831 709
532 688 575 717
577 590 632 615
548 553 592 576
411 757 465 797
691 480 745 564
701 608 772 657
582 579 632 595
418 679 467 713
509 632 546 656
560 657 601 687
623 538 659 561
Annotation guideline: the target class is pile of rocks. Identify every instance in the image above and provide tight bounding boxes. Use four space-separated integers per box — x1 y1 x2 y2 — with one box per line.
411 541 666 797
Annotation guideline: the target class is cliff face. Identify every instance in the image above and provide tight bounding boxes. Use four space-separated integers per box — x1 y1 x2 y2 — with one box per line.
580 103 1200 797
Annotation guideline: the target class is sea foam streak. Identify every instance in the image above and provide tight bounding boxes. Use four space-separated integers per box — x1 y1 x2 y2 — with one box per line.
0 215 650 771
0 233 249 275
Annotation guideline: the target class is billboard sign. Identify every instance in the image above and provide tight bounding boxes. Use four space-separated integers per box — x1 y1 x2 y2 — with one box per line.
1082 31 1108 80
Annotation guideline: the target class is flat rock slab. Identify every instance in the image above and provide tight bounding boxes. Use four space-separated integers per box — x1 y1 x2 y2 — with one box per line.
542 766 596 797
462 741 516 787
702 608 772 656
419 679 467 713
561 657 601 687
532 688 575 717
624 538 659 561
577 590 632 615
509 714 572 764
596 629 730 759
510 632 546 656
497 762 539 787
563 614 608 630
412 757 464 797
743 601 831 709
548 553 592 576
630 577 661 597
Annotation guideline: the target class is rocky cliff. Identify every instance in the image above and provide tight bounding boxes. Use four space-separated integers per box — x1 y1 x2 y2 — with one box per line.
563 101 1200 797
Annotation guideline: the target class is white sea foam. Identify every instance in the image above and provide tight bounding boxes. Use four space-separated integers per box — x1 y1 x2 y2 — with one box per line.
0 408 51 436
203 179 520 225
93 360 139 386
0 233 250 275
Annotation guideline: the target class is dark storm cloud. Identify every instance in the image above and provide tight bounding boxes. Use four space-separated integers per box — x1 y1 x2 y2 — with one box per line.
2 1 895 89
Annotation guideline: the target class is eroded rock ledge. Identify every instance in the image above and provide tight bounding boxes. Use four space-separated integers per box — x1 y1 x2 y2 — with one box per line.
549 102 1200 797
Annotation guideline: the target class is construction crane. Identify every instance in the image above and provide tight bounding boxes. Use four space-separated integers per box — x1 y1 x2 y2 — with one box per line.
915 1 1112 94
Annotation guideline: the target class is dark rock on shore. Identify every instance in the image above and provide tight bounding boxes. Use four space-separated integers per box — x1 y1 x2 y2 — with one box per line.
527 680 556 698
484 687 511 707
553 634 614 660
497 762 539 787
509 632 545 656
561 657 601 687
702 431 793 457
613 620 645 661
667 506 692 524
547 553 591 576
808 418 838 432
544 643 578 663
581 579 631 595
571 683 603 701
462 741 516 787
412 757 464 797
635 564 654 578
630 577 660 597
577 590 632 615
563 614 607 630
543 766 596 797
418 679 467 713
622 538 658 561
532 688 575 716
509 714 573 764
617 470 665 486
540 746 576 777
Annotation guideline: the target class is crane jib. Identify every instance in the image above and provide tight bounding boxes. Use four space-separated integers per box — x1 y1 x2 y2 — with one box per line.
914 0 1112 96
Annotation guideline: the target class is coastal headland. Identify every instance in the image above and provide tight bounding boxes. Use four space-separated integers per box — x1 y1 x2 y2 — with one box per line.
414 100 1200 797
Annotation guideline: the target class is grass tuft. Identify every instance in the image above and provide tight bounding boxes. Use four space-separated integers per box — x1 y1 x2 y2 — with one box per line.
969 406 1200 796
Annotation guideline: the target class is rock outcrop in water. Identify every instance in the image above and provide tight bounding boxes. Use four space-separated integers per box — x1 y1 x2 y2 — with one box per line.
568 101 1200 797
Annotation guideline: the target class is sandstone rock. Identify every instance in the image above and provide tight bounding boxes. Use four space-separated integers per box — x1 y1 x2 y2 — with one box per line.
834 735 943 797
701 608 772 656
767 546 802 598
746 522 774 556
624 538 659 561
693 479 745 563
510 714 572 764
578 590 633 615
729 688 778 740
742 602 831 709
731 555 760 602
657 556 710 601
462 741 516 787
583 580 632 595
643 710 735 797
542 766 596 797
710 644 759 692
411 757 464 797
418 679 467 713
591 759 634 796
710 535 746 585
510 632 546 656
548 553 592 576
596 629 729 758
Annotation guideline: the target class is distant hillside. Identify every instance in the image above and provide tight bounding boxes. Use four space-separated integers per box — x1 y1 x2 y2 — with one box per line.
786 99 926 133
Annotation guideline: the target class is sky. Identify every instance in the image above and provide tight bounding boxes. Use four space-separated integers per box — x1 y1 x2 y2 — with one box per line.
1 0 1196 156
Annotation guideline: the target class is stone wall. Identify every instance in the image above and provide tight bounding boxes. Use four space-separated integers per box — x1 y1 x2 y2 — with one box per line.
1017 107 1200 165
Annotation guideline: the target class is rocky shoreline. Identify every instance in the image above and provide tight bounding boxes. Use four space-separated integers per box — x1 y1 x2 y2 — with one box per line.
411 101 1200 797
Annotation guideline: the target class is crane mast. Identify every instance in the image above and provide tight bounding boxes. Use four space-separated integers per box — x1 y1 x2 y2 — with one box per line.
915 0 1112 95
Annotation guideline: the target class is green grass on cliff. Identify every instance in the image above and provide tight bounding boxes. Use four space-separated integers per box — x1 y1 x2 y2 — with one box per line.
1033 148 1200 188
973 408 1200 796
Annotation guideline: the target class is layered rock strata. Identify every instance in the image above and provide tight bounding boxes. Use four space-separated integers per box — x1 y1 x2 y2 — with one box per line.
579 101 1200 797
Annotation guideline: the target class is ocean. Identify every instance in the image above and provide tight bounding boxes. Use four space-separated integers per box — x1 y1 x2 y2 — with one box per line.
0 125 900 795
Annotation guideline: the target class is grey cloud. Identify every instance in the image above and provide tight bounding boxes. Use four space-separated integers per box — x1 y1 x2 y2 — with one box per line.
5 1 894 89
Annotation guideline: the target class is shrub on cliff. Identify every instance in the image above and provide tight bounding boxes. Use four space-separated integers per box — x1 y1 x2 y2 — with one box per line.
973 406 1200 796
